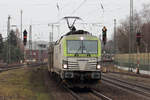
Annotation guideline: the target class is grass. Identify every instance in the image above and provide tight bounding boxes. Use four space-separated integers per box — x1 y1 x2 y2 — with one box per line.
114 53 150 71
102 64 129 73
115 53 150 65
0 66 52 100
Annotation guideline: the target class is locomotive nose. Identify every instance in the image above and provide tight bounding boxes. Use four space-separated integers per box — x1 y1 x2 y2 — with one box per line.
78 60 87 70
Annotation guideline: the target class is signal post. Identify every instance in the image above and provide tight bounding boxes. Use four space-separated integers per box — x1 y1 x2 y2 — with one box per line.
136 31 142 74
102 26 107 47
23 30 28 64
102 26 107 72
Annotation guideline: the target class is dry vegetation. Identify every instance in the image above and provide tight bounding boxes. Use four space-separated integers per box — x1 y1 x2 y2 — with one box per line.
0 67 52 100
116 4 150 53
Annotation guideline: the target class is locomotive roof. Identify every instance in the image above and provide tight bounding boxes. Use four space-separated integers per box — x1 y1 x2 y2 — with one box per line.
65 30 91 36
55 30 99 45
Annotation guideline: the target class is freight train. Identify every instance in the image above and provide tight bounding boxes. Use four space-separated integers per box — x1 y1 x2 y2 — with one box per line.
48 17 102 87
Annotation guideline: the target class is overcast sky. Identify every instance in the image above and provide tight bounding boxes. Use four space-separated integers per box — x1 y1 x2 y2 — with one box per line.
0 0 150 41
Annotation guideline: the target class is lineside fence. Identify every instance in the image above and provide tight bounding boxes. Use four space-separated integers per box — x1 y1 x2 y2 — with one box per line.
114 53 150 71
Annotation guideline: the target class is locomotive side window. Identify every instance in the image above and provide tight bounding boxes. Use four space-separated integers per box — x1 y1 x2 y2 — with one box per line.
59 44 61 53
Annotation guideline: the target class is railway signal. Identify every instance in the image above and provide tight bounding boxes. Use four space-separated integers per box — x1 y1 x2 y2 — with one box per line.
23 30 27 46
102 26 107 45
136 31 141 46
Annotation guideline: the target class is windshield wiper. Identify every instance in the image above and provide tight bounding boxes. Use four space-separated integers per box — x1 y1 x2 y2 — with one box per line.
83 46 91 57
74 46 82 56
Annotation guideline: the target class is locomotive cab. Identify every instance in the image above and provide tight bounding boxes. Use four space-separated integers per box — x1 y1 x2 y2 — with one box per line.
51 30 102 85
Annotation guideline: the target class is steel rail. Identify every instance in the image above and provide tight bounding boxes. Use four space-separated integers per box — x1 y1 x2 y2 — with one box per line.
103 74 150 91
102 75 150 100
91 89 112 100
63 85 84 100
62 80 112 100
109 72 150 78
0 63 46 72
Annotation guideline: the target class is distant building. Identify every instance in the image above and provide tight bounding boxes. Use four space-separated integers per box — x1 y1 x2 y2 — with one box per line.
25 41 49 62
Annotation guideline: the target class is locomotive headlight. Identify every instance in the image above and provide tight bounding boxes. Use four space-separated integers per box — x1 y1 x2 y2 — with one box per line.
80 37 84 40
97 65 101 69
63 64 68 69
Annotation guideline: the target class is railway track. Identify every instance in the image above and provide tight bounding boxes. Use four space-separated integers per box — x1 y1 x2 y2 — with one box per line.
91 89 112 100
63 84 112 100
0 63 47 72
0 64 24 72
102 74 150 100
110 72 150 78
63 85 84 100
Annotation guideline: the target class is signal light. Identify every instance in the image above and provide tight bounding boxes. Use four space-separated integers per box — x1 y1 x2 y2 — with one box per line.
136 32 141 46
23 30 27 46
102 26 107 45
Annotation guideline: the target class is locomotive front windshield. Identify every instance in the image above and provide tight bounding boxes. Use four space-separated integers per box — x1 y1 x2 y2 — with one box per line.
67 40 98 54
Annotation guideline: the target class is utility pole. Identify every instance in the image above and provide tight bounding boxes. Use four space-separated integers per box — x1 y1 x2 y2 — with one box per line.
129 0 134 71
38 44 41 62
114 19 117 54
52 24 54 42
114 19 117 68
49 32 52 43
20 10 23 40
56 24 60 39
48 24 54 43
7 16 11 64
29 25 32 60
48 23 60 43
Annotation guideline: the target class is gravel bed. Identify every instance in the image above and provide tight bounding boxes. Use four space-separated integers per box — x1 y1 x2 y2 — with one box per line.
43 70 76 100
95 82 147 100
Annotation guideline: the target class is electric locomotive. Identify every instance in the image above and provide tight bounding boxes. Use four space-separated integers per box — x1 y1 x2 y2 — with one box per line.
48 17 102 87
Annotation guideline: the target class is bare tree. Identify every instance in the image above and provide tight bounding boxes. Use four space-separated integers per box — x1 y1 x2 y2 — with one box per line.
141 4 150 23
140 4 150 52
115 11 143 53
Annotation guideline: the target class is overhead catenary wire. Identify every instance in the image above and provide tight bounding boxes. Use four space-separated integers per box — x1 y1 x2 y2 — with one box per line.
56 3 60 11
56 0 126 23
71 0 87 14
98 0 104 13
